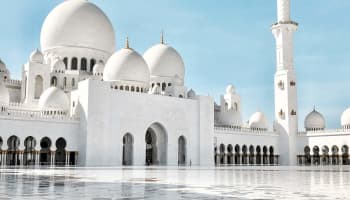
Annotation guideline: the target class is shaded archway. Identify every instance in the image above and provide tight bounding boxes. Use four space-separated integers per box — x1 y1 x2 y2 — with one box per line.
262 146 268 165
55 138 66 166
269 146 274 165
234 145 240 165
256 146 261 165
321 145 329 165
341 145 349 165
242 145 248 165
219 144 225 164
24 136 36 166
123 133 133 166
178 136 186 165
34 75 43 99
145 123 167 165
331 145 339 165
227 144 233 164
40 137 52 165
249 145 254 165
51 76 57 87
304 146 311 165
7 136 20 166
312 146 320 165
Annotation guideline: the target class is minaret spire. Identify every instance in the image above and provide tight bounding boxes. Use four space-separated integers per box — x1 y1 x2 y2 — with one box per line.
272 0 298 166
277 0 291 22
125 36 130 49
160 31 164 44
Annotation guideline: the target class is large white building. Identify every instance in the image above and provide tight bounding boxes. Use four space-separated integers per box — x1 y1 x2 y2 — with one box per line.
0 0 349 167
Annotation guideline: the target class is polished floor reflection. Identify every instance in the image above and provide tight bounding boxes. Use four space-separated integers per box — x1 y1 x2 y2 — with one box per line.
0 166 349 199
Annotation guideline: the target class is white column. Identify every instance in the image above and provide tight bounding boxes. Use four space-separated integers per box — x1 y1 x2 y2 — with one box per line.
277 0 290 22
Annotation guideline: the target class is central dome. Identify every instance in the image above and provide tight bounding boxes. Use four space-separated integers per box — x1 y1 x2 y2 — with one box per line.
40 0 116 54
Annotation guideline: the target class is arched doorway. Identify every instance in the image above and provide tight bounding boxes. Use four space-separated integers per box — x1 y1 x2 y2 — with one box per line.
304 146 311 165
55 138 66 166
256 146 261 165
34 75 43 99
227 144 233 164
242 145 248 165
123 133 133 166
341 145 349 165
7 136 20 166
219 144 225 164
178 136 186 165
321 145 329 165
234 145 240 165
262 146 268 165
269 146 274 165
331 145 339 165
24 136 36 166
40 137 52 165
313 146 320 165
145 123 167 165
249 145 254 165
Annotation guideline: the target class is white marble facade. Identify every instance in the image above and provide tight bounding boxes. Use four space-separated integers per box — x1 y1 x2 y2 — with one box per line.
0 0 349 167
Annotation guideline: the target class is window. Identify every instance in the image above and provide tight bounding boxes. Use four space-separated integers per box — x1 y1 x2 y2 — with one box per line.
71 57 78 70
63 57 68 69
162 83 166 91
72 78 75 87
90 59 96 72
51 76 57 87
63 77 67 88
34 75 43 99
81 58 87 71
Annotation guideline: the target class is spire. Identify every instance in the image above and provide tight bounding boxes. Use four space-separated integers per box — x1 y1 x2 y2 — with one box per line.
125 36 130 49
160 31 164 44
277 0 291 22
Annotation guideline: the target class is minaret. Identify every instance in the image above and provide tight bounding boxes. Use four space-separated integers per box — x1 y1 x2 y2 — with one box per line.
271 0 298 165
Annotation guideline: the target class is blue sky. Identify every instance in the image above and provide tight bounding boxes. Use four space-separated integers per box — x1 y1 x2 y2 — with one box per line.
0 0 350 129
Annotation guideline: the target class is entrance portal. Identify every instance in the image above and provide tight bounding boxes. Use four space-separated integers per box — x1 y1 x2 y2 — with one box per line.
145 123 167 165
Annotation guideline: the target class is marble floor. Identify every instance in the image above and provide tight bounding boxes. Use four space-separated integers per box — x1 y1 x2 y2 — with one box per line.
0 166 349 199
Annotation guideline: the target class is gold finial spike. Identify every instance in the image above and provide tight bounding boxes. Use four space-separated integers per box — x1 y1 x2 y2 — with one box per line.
125 36 130 49
160 31 164 44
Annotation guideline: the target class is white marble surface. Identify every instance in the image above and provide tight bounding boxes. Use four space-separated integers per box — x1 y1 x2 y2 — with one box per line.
0 166 349 199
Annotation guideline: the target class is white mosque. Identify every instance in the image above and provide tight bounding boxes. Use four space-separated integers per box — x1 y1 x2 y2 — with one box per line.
0 0 349 167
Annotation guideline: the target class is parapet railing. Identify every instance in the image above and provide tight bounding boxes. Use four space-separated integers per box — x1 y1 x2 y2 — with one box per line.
0 109 79 122
298 128 350 136
4 79 21 86
214 125 277 135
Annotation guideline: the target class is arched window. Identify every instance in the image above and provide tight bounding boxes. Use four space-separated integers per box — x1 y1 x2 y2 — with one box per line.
162 83 166 91
90 59 96 72
51 76 57 87
125 86 129 91
71 57 78 70
72 78 75 87
234 102 238 111
131 86 135 92
63 77 67 88
63 57 68 69
81 58 87 71
34 75 43 99
123 133 134 165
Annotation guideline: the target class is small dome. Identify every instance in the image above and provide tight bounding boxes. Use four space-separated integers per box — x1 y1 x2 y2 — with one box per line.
29 49 44 63
93 61 105 75
341 107 350 128
226 85 235 94
103 48 150 85
41 0 116 54
51 59 66 73
304 108 326 130
143 43 185 83
187 89 196 99
0 81 10 106
39 87 69 112
249 111 269 130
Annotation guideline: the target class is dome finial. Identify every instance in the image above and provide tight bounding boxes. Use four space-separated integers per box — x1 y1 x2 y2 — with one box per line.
125 36 130 49
160 30 164 44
